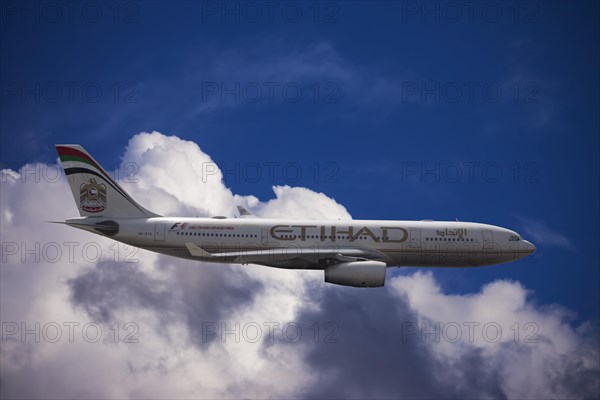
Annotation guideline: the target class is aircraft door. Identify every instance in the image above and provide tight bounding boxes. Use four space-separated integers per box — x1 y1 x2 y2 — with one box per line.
408 229 423 265
482 230 493 248
410 230 422 248
261 229 268 245
154 224 166 241
481 229 501 264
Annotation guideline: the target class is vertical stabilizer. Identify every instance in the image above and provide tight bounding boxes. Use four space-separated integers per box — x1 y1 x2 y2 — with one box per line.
56 145 159 218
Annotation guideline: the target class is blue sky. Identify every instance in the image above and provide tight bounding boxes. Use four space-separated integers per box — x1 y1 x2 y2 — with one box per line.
2 2 599 398
1 0 598 333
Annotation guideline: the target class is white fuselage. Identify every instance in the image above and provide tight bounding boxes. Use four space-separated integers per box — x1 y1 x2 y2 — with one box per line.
54 144 536 287
68 216 536 269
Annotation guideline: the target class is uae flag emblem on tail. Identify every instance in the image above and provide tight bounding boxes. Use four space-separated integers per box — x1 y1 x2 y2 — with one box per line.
79 178 107 213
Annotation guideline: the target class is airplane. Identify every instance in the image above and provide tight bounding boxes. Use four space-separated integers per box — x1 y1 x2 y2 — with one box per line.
54 144 536 287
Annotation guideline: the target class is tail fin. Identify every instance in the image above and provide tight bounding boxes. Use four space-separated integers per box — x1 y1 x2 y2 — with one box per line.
56 145 159 218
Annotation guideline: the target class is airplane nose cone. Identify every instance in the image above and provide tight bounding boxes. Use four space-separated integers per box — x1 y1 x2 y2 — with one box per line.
522 240 536 254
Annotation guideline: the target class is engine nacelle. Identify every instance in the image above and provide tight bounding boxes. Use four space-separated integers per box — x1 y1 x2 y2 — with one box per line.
324 260 387 287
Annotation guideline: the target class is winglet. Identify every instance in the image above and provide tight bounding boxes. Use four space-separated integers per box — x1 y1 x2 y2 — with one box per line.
237 206 257 218
185 243 214 258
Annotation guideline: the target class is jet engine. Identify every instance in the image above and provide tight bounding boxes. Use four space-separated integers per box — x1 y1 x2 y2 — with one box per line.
324 260 387 287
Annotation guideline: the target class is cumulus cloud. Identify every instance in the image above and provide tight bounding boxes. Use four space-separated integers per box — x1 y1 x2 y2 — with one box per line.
1 132 597 399
273 272 598 399
255 185 351 220
389 272 599 398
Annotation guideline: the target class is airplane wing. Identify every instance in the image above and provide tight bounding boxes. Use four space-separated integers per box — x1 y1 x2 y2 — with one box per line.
184 243 392 269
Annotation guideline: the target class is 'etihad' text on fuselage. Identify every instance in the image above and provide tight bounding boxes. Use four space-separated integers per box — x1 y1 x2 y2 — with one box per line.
270 225 408 243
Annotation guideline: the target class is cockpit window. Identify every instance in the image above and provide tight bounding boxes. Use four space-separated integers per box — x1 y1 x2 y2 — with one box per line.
509 235 520 241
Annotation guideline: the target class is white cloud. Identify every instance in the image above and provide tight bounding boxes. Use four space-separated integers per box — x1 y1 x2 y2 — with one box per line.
515 215 574 250
255 185 351 220
121 131 237 217
388 271 598 398
132 40 417 120
0 131 337 399
0 132 597 399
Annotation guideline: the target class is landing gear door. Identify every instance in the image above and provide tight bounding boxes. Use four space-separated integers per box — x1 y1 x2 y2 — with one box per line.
154 224 166 241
